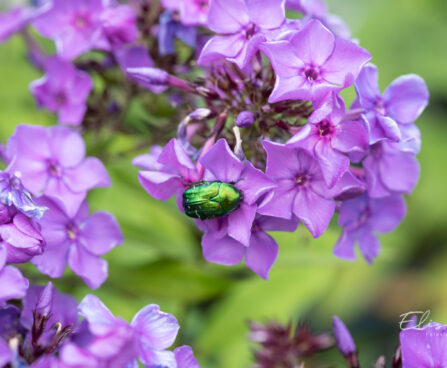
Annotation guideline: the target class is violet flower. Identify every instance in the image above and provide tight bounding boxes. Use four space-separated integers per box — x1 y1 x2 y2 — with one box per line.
0 7 34 43
333 194 406 263
0 171 47 219
32 0 111 60
7 124 111 217
0 207 44 265
32 197 123 289
259 141 364 238
115 45 168 94
137 138 201 203
198 214 298 279
20 282 78 335
30 57 93 126
199 139 276 247
288 93 369 187
100 5 138 48
363 141 420 198
174 345 201 368
354 63 429 143
400 322 447 368
198 0 287 69
74 294 187 368
332 316 356 356
161 0 209 26
0 339 12 367
261 19 370 103
0 266 28 306
158 10 197 56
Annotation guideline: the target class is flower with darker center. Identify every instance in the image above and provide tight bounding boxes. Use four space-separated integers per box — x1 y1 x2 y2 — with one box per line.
72 14 90 29
296 173 310 186
54 91 67 107
317 120 334 137
374 98 386 115
47 160 63 178
66 223 78 241
194 0 208 10
243 23 258 40
304 65 320 82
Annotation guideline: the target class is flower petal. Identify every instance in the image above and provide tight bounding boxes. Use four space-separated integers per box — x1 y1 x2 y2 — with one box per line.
314 139 350 188
138 171 185 201
227 202 257 246
68 245 108 289
131 304 179 351
293 188 335 238
200 139 244 183
333 228 356 261
79 212 123 256
207 0 248 33
0 266 28 303
245 231 278 280
237 162 276 205
201 233 245 266
383 74 429 124
246 0 285 29
174 346 201 368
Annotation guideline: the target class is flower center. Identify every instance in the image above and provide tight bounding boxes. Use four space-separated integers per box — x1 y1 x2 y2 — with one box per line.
296 173 310 187
243 23 258 39
317 120 334 137
47 160 63 178
73 14 89 29
66 223 79 240
375 98 386 115
304 66 320 82
55 91 67 106
194 0 208 9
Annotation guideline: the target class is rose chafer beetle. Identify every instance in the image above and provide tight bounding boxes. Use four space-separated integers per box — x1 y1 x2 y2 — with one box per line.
182 181 243 220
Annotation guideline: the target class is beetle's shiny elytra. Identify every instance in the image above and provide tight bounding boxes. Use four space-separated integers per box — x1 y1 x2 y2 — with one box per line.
182 181 243 220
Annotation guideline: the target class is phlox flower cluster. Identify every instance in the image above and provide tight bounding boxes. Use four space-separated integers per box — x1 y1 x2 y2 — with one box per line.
130 0 428 278
0 282 199 368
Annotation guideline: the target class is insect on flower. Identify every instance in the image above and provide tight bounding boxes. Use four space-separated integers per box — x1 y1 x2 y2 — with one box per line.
182 181 244 220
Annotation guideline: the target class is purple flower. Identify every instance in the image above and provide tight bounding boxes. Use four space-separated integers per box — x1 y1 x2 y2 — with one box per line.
259 141 364 238
30 57 93 126
333 194 406 263
133 146 164 171
32 197 123 289
0 209 44 265
332 316 356 356
354 64 429 143
100 5 138 48
0 7 34 43
174 345 201 368
76 294 182 367
288 93 369 187
261 19 370 103
199 214 297 279
158 10 197 56
137 138 201 202
162 0 209 26
199 139 276 247
363 141 420 198
0 266 28 306
20 282 78 334
7 124 111 217
0 171 47 219
198 0 286 69
115 45 168 94
32 0 110 60
400 323 447 368
235 111 255 128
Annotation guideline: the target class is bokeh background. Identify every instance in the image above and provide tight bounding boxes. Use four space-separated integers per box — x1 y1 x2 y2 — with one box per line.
1 0 447 366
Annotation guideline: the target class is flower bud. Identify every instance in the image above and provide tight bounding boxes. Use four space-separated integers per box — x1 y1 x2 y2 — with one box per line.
127 67 169 86
235 111 254 128
332 316 356 356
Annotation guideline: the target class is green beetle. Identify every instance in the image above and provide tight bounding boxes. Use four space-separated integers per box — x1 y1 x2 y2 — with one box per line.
182 181 243 220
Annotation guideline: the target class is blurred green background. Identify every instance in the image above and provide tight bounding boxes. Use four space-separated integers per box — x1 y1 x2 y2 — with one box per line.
1 0 447 366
